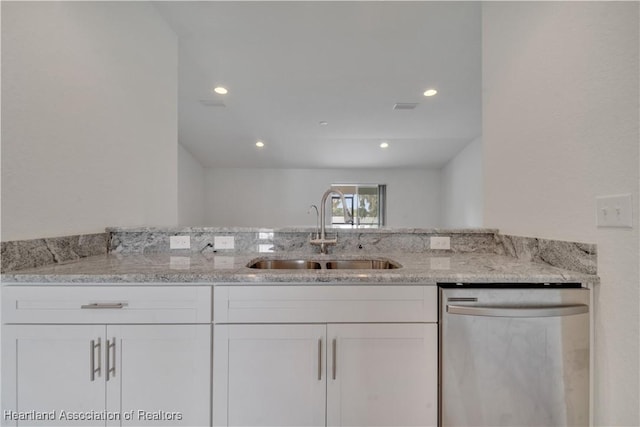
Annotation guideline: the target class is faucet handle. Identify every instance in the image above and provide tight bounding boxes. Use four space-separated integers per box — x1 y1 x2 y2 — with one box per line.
310 235 338 245
310 235 338 255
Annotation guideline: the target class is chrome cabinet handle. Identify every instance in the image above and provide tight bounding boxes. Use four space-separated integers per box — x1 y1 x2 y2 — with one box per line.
332 338 337 380
81 302 127 309
317 339 322 381
106 338 116 381
105 338 109 381
90 338 101 381
447 304 589 318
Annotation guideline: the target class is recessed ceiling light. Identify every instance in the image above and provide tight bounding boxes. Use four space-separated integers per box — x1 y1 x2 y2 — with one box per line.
423 89 438 97
256 141 265 148
213 86 228 95
380 142 389 149
319 121 329 126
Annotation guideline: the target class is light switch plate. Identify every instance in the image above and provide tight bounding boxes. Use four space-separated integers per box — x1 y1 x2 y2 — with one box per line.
596 194 633 228
214 236 235 250
169 235 190 249
430 236 451 250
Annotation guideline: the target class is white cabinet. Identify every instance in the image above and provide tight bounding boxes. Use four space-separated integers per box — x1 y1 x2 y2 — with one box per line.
214 325 326 427
327 323 437 427
106 325 211 426
2 325 106 426
1 286 212 427
213 285 438 427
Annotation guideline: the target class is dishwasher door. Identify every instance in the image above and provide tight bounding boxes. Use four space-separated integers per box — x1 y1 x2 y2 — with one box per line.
440 287 590 427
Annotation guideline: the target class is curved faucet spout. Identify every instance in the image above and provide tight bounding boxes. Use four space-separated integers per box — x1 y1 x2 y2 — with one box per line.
319 188 352 240
307 204 320 239
310 188 353 254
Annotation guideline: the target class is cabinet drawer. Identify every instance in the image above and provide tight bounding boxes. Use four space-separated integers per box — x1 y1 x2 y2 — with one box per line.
214 285 437 323
2 286 212 324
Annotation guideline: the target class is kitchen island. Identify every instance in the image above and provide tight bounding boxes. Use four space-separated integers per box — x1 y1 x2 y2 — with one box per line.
1 228 598 427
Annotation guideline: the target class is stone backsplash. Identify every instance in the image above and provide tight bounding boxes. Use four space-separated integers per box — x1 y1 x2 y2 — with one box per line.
107 227 500 255
1 233 109 273
0 227 598 275
494 234 597 275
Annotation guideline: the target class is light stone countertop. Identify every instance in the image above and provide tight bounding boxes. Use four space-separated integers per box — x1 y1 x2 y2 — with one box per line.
0 251 599 286
105 226 500 234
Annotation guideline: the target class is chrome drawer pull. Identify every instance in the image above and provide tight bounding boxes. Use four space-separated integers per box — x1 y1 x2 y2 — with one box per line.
317 339 322 381
447 304 589 318
332 338 337 380
81 303 128 309
90 338 101 381
106 338 116 381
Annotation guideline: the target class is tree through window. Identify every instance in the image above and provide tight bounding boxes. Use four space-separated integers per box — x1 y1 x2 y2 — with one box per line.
330 184 386 228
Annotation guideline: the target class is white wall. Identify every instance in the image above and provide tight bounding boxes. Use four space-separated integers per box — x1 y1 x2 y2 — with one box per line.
178 144 205 225
483 3 639 426
440 136 483 228
1 2 178 241
204 168 441 228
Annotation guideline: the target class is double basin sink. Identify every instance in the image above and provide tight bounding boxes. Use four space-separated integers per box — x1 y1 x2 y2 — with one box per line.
248 258 401 270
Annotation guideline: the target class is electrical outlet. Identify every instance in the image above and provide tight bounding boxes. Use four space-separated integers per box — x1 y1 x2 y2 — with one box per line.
214 236 235 250
169 235 190 249
596 194 633 228
430 236 451 250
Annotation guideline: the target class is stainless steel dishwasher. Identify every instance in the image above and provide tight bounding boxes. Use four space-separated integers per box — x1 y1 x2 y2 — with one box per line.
439 284 590 427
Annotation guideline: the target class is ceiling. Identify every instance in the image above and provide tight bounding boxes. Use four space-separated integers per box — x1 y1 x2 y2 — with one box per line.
154 1 482 169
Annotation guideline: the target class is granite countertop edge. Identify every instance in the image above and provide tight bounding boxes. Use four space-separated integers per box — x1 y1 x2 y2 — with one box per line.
0 252 600 286
106 226 500 234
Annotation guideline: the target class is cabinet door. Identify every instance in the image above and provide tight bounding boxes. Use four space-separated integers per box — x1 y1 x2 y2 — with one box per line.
213 324 326 427
105 325 211 427
1 325 106 427
326 324 437 427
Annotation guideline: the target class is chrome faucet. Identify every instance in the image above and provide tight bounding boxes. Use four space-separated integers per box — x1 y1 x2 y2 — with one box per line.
310 188 352 254
307 204 320 239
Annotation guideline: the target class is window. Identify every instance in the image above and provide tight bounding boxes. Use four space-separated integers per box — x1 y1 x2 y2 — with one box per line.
330 184 386 228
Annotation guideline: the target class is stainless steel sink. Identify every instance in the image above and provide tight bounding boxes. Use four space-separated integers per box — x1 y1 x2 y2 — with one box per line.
247 258 400 270
247 259 322 269
325 259 400 269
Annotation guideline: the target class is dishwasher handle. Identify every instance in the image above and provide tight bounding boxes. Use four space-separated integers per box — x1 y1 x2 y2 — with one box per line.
447 304 589 318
